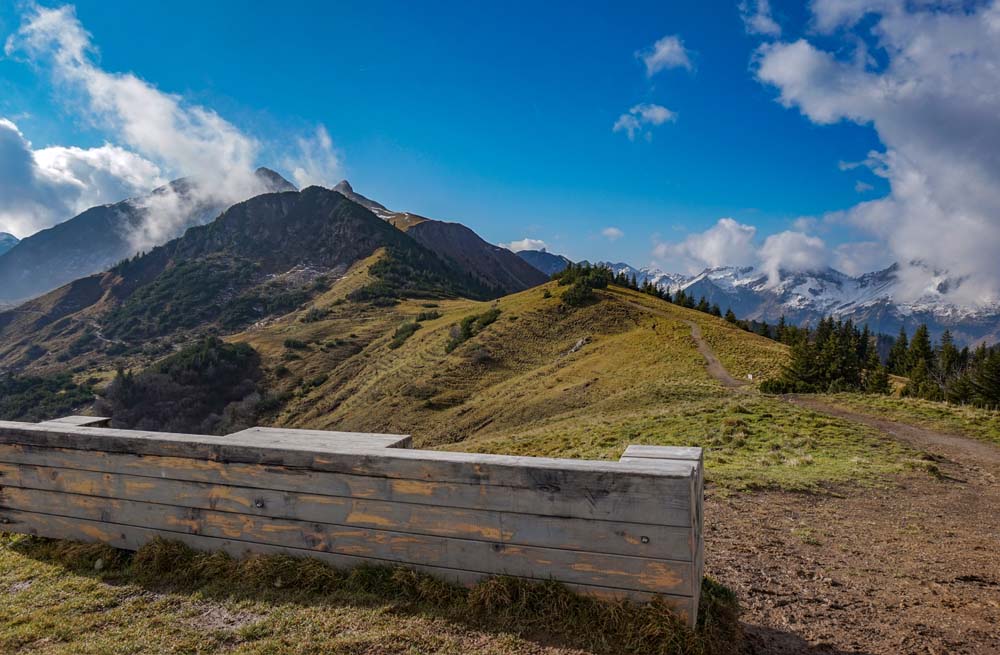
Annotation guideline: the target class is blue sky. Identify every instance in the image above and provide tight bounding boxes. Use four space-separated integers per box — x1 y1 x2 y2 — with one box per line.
3 1 996 292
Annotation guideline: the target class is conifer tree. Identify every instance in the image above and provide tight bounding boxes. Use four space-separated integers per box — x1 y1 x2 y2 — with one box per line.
886 326 909 375
724 308 737 323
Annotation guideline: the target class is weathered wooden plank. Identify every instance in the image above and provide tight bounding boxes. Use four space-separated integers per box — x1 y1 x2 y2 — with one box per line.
0 444 693 526
0 508 696 623
0 462 693 559
38 416 111 428
621 445 703 462
0 423 697 490
0 491 695 595
227 427 412 449
620 445 705 615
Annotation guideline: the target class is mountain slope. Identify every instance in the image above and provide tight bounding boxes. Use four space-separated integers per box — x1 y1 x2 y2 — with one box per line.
516 249 572 276
0 233 17 256
0 186 492 371
0 168 295 304
333 181 548 294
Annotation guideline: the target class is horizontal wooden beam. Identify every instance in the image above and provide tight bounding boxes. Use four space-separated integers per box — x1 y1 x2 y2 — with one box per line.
0 462 694 559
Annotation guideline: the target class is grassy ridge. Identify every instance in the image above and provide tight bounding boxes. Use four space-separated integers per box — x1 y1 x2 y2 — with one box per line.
233 281 919 491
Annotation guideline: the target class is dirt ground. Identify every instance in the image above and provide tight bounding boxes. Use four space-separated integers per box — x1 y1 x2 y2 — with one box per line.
705 397 1000 654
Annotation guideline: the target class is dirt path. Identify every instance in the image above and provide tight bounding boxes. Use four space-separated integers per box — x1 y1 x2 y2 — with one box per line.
785 394 1000 469
625 297 1000 651
707 399 1000 654
622 299 747 388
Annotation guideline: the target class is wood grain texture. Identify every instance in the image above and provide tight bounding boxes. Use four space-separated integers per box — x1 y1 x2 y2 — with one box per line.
0 462 693 559
0 420 703 626
0 444 693 526
0 506 696 610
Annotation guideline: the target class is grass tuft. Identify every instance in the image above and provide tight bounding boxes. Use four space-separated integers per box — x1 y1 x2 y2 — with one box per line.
5 536 742 655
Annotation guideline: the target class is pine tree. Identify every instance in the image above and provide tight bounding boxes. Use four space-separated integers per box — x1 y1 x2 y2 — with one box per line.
970 349 1000 409
696 296 710 313
724 308 737 323
776 315 788 344
908 324 934 376
863 348 891 394
886 326 909 375
710 303 721 317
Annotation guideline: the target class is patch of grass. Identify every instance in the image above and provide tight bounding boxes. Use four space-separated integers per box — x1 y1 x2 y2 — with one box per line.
819 392 1000 446
450 394 917 492
1 536 741 655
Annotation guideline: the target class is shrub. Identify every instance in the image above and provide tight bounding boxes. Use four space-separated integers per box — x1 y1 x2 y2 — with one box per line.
445 307 501 353
389 321 421 349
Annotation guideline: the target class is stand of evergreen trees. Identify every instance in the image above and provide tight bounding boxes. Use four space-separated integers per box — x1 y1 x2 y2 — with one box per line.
760 318 890 394
884 325 1000 408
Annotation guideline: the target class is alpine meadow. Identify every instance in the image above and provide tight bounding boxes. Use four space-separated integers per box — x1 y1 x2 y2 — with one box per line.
1 2 999 654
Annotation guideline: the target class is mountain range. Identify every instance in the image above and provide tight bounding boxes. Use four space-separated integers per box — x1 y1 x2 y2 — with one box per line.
0 168 296 305
514 250 1000 345
0 182 542 371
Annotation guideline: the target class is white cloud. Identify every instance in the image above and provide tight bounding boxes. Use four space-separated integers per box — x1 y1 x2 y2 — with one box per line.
3 4 338 245
753 0 1000 306
613 103 676 141
854 180 873 193
638 35 693 76
0 117 163 236
601 226 624 241
503 238 547 252
654 217 758 273
739 0 781 37
834 240 890 276
283 125 341 190
759 230 829 284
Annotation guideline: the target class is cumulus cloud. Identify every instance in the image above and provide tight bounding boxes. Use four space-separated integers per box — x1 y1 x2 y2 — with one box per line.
0 117 162 236
739 0 781 37
753 0 1000 306
638 35 693 75
654 218 758 273
613 103 676 141
759 230 830 285
3 4 338 246
503 238 547 252
601 227 624 241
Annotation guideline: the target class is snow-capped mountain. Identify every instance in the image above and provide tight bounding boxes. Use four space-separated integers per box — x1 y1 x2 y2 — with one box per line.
518 249 1000 345
666 264 1000 345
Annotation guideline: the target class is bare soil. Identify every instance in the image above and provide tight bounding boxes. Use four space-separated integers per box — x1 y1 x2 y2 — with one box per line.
703 394 1000 654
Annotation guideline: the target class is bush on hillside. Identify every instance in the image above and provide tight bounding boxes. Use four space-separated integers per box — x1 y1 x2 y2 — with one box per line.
97 337 268 434
389 321 421 349
0 373 95 421
445 307 501 353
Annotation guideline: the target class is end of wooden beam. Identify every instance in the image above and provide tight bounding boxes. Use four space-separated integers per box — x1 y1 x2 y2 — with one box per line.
39 416 111 428
620 445 703 463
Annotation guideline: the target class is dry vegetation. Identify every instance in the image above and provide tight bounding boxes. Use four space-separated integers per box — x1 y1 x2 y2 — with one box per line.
0 537 740 655
234 280 917 492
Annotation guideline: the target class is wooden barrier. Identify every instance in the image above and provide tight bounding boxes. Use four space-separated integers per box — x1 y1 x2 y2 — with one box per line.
0 417 704 625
